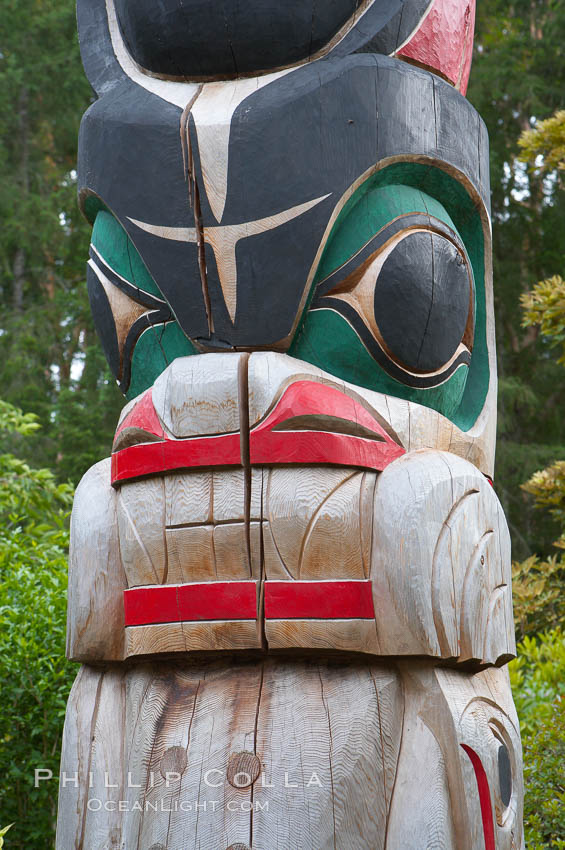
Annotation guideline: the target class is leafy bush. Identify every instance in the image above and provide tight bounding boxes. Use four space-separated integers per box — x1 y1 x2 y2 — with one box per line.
512 555 565 638
510 629 565 847
0 401 76 848
521 697 565 850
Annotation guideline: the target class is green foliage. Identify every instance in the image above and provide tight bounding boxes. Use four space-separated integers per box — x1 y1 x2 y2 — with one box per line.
0 402 39 436
510 630 565 848
520 459 565 546
518 109 565 179
0 825 14 849
512 555 565 639
0 402 76 848
522 275 565 366
469 3 565 559
510 630 565 732
522 697 565 850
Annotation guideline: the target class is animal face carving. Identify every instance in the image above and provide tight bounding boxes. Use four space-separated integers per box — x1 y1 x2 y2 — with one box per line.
78 0 491 436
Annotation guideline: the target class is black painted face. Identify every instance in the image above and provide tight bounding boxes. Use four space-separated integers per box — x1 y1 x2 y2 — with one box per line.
79 56 489 350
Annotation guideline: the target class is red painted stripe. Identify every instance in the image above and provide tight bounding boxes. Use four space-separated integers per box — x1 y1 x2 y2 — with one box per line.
124 581 258 626
264 580 375 620
112 432 241 484
461 744 496 850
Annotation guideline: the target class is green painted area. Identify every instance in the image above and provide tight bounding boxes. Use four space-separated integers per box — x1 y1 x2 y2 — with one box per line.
290 162 489 431
89 210 196 396
315 183 460 284
291 309 468 421
91 210 161 297
127 323 197 400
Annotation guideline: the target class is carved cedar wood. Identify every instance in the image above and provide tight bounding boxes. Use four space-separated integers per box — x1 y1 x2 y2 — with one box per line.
56 1 525 848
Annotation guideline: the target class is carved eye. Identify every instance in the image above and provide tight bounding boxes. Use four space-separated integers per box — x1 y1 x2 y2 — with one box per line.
313 216 475 389
497 742 512 809
489 722 516 827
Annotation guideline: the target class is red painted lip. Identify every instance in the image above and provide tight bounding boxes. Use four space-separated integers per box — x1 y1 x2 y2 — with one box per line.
111 381 405 485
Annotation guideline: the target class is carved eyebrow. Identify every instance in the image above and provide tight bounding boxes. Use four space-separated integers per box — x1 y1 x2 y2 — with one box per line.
271 414 387 441
315 212 464 298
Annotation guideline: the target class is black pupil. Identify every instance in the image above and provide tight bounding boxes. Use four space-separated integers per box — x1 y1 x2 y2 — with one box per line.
498 743 512 808
373 231 471 373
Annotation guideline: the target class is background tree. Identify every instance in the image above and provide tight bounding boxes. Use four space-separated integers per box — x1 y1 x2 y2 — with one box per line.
0 0 122 484
507 106 565 848
468 0 565 562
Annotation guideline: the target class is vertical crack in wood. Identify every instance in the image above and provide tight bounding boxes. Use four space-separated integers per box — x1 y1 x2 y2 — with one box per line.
258 469 268 648
382 666 405 850
250 661 265 848
369 666 390 809
165 678 201 848
318 665 337 850
160 477 169 584
238 353 253 579
136 675 163 846
77 670 105 850
180 91 214 337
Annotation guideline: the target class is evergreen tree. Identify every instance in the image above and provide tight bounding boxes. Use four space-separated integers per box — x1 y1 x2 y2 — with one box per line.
0 0 123 483
469 0 565 560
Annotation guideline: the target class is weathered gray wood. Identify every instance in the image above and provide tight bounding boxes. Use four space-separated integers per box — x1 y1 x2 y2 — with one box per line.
59 660 409 849
265 618 380 654
56 667 126 850
66 459 126 662
118 476 167 586
370 449 514 665
125 619 261 657
152 352 243 438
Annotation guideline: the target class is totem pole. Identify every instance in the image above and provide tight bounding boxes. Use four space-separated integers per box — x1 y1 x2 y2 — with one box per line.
56 1 524 847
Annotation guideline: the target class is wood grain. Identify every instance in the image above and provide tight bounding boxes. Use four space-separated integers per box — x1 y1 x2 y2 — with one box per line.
118 476 167 586
66 459 126 662
56 667 126 849
264 467 362 580
58 659 523 848
166 524 217 582
370 449 514 665
124 620 261 657
152 353 243 438
253 659 403 850
265 619 380 655
164 470 212 527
